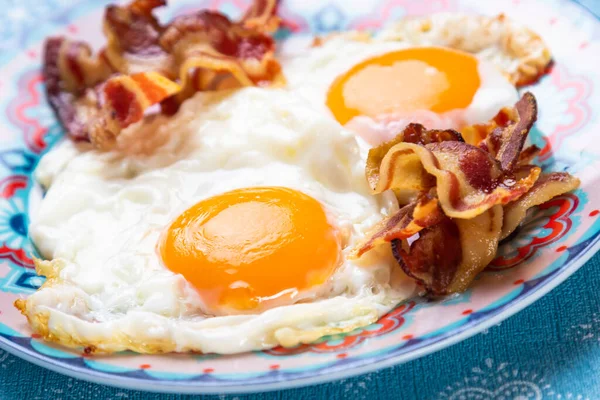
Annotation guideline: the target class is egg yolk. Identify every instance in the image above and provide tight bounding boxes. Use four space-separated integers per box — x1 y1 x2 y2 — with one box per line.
326 47 481 124
159 187 341 313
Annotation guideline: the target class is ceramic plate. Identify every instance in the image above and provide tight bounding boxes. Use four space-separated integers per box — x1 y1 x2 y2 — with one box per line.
0 0 599 394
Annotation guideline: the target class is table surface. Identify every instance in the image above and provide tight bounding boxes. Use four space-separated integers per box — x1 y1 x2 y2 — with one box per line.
1 0 599 399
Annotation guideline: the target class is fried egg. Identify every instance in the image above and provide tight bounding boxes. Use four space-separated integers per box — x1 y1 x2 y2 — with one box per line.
20 88 414 354
20 12 547 355
282 32 519 145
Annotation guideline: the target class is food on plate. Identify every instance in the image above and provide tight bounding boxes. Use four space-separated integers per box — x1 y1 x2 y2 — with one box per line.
283 12 551 146
44 0 282 149
352 93 580 294
16 0 578 354
17 86 414 354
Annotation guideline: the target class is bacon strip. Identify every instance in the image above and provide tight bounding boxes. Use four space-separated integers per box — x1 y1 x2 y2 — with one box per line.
501 172 580 240
392 217 461 295
351 194 443 259
366 123 462 198
462 93 537 171
484 92 537 171
240 0 280 32
518 145 541 166
460 106 513 147
452 205 503 292
365 94 541 220
43 36 180 148
355 93 579 296
44 4 175 147
103 0 173 75
393 205 503 295
160 9 283 104
43 37 113 141
91 72 181 149
43 0 283 149
369 140 540 219
45 72 180 150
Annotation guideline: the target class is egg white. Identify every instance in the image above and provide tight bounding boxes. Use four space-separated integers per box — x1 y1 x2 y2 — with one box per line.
280 33 518 143
26 87 415 354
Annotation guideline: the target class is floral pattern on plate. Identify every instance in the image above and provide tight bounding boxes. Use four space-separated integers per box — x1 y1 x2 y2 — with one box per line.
0 0 599 394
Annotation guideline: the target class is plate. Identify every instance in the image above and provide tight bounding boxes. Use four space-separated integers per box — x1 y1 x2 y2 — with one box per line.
0 0 599 394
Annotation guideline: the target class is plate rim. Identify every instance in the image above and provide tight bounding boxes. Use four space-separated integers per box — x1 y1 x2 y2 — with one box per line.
0 0 599 394
2 238 598 394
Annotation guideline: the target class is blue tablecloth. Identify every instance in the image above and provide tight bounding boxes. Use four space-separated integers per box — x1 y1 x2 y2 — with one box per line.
1 0 599 398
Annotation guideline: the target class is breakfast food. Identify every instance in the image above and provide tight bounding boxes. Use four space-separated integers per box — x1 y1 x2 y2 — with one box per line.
353 93 580 294
19 87 412 354
44 0 282 149
15 0 579 354
283 14 550 146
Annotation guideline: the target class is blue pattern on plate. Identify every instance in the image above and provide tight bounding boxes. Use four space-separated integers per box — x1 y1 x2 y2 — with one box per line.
0 0 599 397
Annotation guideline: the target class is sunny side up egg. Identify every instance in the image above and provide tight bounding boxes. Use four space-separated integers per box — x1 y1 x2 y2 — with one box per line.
25 87 415 354
21 19 529 355
281 34 519 146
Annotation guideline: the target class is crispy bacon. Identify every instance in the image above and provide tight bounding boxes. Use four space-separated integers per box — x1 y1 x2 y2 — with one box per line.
356 93 578 296
90 72 181 149
393 205 503 295
46 72 179 150
366 123 462 198
518 145 541 166
462 93 537 171
351 194 444 259
364 113 541 218
43 0 283 149
160 9 282 105
392 217 462 294
501 172 580 240
103 0 172 75
402 123 464 145
43 37 113 141
367 140 540 219
451 205 504 292
461 106 513 147
240 0 280 32
364 94 541 219
484 92 537 171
